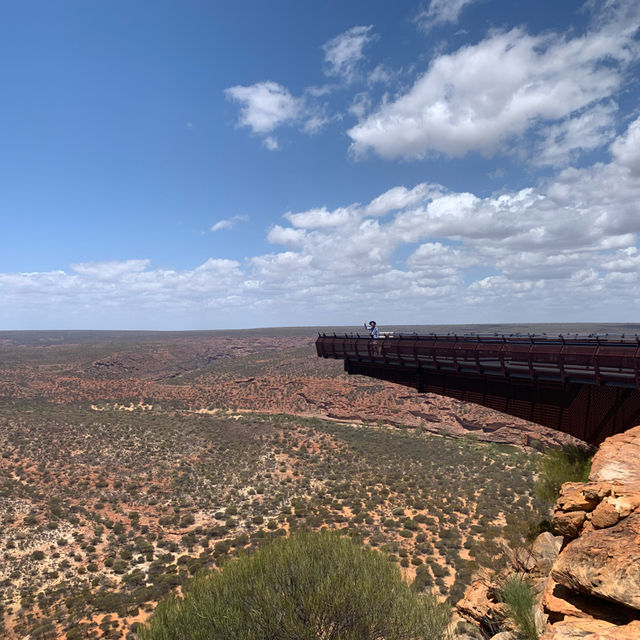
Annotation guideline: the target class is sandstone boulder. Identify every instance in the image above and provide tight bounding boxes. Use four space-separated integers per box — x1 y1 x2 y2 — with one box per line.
556 483 601 512
589 425 640 484
551 512 640 610
552 510 587 538
456 579 503 623
456 579 509 636
542 618 640 639
543 577 640 625
607 486 640 517
532 532 563 575
590 501 620 529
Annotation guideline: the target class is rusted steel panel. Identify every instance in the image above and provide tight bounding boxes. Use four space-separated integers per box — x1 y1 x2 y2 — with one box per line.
316 333 640 444
316 334 640 389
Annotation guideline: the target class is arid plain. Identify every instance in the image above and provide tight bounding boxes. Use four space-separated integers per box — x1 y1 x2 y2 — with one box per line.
0 328 586 638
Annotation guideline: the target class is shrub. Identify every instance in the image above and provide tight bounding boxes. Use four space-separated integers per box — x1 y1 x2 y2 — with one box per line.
536 445 592 504
498 574 538 640
138 531 450 640
413 566 433 592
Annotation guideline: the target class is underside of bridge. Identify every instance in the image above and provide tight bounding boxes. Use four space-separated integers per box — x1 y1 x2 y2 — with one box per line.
316 334 640 446
345 360 640 446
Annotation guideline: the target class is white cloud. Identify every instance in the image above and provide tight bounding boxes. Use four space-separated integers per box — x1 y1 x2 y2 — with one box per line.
348 93 372 119
348 15 640 160
284 206 357 229
533 102 617 167
611 115 640 175
323 25 375 82
266 225 307 247
368 64 394 85
210 215 248 232
71 259 150 280
3 117 640 328
415 0 479 30
301 113 330 135
225 81 301 134
262 136 280 151
365 183 438 216
225 81 331 146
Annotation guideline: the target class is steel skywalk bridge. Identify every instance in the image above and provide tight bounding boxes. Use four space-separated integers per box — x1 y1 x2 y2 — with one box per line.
316 333 640 445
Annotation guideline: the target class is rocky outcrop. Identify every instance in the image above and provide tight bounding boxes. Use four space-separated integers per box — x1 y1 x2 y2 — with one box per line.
589 428 640 484
456 425 640 640
543 619 640 640
551 512 640 610
456 536 561 638
541 426 640 638
456 578 509 636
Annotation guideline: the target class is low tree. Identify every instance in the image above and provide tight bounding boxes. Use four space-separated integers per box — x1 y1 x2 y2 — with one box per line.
138 531 450 640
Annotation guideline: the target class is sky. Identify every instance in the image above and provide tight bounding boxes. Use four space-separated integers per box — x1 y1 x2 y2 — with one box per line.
1 0 639 330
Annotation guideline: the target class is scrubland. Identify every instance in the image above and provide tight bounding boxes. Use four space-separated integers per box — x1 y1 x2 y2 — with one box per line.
0 331 550 638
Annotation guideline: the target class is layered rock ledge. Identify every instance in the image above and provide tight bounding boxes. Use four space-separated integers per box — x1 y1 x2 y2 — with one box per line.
457 425 640 639
542 426 640 638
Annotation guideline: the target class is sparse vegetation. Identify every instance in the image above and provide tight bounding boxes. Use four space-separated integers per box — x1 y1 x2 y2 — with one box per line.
536 444 593 504
498 574 539 640
0 330 555 638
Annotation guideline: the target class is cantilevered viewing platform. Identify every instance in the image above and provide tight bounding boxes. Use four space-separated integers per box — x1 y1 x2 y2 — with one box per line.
316 333 640 445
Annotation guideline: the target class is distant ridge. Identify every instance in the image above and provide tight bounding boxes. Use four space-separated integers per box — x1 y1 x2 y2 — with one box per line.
2 323 640 347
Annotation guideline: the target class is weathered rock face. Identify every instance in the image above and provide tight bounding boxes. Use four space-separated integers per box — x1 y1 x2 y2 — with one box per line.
589 426 640 484
551 512 640 610
531 532 563 576
540 425 640 639
552 510 587 538
456 579 507 636
543 619 640 640
456 425 640 640
543 577 640 625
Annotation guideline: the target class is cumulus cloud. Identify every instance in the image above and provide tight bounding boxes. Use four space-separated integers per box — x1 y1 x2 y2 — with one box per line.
533 102 617 167
224 80 333 147
225 81 301 134
284 206 357 229
322 25 375 82
365 183 439 216
210 215 248 232
71 259 150 280
3 117 640 327
611 115 640 175
262 136 280 151
348 14 640 160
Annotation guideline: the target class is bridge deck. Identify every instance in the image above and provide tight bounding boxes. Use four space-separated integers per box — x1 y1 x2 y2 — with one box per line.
316 333 640 445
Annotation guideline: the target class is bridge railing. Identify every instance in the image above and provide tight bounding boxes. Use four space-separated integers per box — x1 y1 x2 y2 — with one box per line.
316 333 640 389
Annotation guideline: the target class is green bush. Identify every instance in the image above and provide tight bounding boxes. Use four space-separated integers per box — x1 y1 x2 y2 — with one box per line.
536 445 592 504
138 531 450 640
498 574 538 640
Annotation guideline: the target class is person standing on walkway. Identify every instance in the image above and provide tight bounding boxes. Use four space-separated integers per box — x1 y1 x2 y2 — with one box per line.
364 321 382 355
364 320 379 339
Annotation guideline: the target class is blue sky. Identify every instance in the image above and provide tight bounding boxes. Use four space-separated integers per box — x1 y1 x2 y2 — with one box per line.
1 0 639 329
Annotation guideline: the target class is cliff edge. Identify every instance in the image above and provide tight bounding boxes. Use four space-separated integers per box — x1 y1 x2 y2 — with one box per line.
457 425 640 640
542 425 640 639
